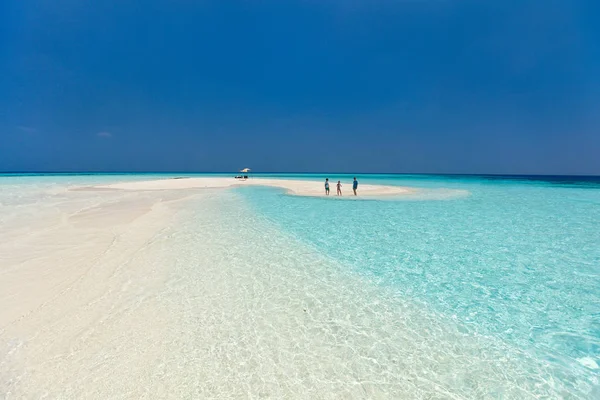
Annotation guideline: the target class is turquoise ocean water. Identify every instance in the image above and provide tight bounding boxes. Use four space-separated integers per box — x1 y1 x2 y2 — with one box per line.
1 172 599 397
239 173 600 396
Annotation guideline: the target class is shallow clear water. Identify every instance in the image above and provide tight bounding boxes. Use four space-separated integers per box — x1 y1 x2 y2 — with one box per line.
239 174 600 396
1 173 599 398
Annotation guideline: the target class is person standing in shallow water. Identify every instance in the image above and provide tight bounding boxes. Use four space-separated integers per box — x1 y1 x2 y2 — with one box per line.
337 180 342 196
324 178 330 195
353 177 358 196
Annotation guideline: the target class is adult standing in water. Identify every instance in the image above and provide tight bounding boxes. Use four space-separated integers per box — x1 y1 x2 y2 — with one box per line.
325 178 330 195
353 177 358 196
337 180 342 196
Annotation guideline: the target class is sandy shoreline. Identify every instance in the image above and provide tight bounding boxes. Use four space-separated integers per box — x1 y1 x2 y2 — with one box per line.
79 176 415 198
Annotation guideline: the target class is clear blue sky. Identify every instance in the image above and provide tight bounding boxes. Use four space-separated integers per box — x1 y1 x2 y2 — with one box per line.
1 1 599 174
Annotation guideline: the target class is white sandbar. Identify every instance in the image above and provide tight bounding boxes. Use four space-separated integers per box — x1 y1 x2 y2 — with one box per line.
87 176 415 197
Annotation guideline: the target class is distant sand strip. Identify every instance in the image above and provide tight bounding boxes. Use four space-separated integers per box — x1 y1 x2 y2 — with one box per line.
80 177 416 198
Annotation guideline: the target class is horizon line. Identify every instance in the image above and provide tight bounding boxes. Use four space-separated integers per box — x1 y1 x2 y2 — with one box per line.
1 171 600 178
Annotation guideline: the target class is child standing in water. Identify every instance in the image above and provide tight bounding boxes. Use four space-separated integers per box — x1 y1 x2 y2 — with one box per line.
324 178 330 195
337 180 342 196
353 177 358 196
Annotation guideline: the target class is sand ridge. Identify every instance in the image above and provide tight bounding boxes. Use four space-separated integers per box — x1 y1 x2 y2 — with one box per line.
80 177 415 198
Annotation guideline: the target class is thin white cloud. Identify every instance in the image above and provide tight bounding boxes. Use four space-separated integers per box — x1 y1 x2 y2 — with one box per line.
97 131 112 138
17 125 37 133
